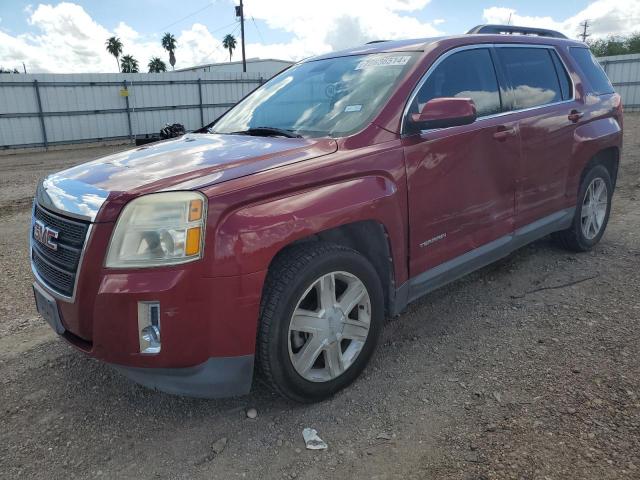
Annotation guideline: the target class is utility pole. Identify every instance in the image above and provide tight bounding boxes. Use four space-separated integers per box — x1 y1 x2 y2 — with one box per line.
235 0 247 73
579 20 591 43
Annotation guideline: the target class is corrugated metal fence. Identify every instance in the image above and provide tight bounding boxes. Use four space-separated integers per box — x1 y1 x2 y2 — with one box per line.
1 54 639 149
598 53 640 111
0 71 264 149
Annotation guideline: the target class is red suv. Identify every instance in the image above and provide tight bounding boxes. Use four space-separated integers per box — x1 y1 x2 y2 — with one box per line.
31 25 622 402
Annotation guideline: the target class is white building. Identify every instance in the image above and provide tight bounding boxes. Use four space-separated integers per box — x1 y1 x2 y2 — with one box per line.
176 58 294 78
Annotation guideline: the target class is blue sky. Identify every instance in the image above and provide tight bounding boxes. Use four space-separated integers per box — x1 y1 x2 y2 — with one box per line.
0 0 595 41
0 0 638 73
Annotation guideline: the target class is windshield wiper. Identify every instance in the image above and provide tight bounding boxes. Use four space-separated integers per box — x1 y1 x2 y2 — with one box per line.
230 127 302 138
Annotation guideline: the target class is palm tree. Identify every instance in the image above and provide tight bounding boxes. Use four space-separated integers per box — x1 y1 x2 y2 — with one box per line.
148 57 167 73
161 33 177 70
105 36 123 72
120 55 139 73
222 34 237 62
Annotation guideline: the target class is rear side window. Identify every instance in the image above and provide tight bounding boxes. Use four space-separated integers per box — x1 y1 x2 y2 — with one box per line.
411 48 501 117
550 50 572 100
497 47 563 109
569 47 614 95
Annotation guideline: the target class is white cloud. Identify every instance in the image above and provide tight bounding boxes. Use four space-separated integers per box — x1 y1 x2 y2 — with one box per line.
483 0 640 39
243 0 442 59
0 0 444 73
0 2 229 73
3 0 638 74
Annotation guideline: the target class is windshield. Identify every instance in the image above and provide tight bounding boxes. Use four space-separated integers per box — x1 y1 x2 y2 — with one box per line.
211 52 419 138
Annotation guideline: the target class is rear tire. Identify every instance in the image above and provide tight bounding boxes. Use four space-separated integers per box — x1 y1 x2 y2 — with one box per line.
257 242 384 403
554 164 612 252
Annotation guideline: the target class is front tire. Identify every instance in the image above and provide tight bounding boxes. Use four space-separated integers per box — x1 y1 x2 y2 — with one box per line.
554 164 613 252
257 243 384 403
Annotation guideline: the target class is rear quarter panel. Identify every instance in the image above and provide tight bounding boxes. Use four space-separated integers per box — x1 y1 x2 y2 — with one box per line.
567 94 623 200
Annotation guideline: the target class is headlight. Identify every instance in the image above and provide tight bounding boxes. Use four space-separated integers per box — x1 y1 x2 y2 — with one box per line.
106 192 206 268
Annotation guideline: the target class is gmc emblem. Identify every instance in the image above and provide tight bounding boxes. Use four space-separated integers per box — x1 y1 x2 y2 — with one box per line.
33 220 59 251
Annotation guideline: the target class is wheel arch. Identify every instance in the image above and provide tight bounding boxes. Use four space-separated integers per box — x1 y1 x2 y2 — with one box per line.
570 118 622 199
580 146 620 189
269 220 397 316
209 175 409 316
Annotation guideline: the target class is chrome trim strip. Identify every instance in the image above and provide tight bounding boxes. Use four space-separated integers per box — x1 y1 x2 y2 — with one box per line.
30 202 94 303
400 42 577 135
36 176 109 222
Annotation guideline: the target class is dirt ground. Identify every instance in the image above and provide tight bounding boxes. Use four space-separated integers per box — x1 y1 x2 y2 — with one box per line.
0 117 639 480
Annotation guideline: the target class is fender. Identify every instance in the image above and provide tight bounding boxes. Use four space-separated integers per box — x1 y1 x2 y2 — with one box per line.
566 111 622 200
209 175 407 281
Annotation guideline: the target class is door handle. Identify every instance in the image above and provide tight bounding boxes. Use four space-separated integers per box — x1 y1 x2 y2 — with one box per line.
493 126 516 141
568 109 584 123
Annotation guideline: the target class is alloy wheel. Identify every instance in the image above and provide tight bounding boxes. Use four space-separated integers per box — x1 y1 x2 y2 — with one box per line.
287 271 371 382
581 177 608 240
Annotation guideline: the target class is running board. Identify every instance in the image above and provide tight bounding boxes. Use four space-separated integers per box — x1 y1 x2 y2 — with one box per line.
391 207 575 315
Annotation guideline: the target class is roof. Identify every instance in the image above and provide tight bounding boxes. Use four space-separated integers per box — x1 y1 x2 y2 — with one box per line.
308 38 443 61
306 33 584 62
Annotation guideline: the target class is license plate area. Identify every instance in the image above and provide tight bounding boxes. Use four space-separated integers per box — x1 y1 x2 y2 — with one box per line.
33 283 65 335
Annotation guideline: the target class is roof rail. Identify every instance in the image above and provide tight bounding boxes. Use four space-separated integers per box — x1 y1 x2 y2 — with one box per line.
466 24 567 39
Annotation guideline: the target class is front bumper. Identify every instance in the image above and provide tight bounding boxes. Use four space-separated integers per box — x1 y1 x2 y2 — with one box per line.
35 265 265 397
111 355 255 398
32 219 266 397
31 196 267 398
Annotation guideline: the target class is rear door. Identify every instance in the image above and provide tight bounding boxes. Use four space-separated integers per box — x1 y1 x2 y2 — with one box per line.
402 46 519 277
495 45 577 228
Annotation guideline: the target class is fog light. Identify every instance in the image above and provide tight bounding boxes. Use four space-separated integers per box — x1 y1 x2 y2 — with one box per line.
137 301 161 354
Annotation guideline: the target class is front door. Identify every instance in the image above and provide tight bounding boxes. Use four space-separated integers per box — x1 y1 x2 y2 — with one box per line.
402 47 518 277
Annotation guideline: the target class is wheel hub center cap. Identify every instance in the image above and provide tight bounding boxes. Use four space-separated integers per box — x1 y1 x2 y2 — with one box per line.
326 308 344 339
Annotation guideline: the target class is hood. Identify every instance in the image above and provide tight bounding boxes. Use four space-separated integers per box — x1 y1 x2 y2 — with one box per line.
37 134 338 222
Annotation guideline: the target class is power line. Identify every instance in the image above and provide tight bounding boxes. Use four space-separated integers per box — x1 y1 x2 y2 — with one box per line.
251 16 265 43
202 21 241 62
159 2 215 31
209 19 241 35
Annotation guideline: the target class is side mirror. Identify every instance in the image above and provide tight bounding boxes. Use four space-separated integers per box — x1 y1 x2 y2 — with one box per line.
410 97 477 130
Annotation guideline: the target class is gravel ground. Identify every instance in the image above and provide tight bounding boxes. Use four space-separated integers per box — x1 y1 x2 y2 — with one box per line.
0 117 639 480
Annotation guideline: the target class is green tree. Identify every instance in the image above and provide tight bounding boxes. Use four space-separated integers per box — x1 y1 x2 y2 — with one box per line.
587 32 640 57
148 57 167 73
105 36 123 72
120 55 139 73
161 32 177 70
0 67 19 74
222 34 237 62
626 33 640 54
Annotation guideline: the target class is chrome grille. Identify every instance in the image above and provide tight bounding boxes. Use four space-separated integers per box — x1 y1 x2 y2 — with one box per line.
31 204 90 297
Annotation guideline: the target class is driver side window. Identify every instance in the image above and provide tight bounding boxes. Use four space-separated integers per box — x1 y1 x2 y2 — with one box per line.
410 48 502 119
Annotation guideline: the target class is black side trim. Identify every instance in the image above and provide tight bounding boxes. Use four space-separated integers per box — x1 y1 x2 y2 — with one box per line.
391 207 575 315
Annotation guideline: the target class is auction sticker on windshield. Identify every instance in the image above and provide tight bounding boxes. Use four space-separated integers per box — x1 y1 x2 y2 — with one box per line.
355 55 412 70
